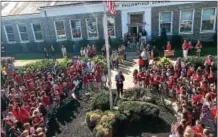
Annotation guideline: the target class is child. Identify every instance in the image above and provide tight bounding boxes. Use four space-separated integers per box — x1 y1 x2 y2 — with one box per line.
138 56 144 72
133 69 138 87
137 70 144 87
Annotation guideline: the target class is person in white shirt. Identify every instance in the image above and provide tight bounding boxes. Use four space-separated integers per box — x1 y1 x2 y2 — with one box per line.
61 45 67 58
140 48 150 70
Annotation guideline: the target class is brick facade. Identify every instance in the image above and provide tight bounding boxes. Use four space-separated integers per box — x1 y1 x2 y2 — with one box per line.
151 1 217 41
1 11 122 45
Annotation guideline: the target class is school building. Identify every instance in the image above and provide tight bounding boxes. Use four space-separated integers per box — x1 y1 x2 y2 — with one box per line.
1 1 217 47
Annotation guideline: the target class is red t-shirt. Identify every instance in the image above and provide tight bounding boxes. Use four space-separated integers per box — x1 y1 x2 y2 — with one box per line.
192 94 202 103
67 81 73 90
23 73 32 81
95 73 101 82
138 59 144 65
83 75 88 84
205 58 213 66
43 96 51 106
14 75 23 85
182 43 189 50
137 72 144 81
211 106 217 119
166 44 171 50
144 75 150 85
192 125 203 137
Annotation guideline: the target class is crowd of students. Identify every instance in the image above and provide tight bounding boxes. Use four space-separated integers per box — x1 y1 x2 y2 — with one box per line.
133 46 217 137
1 56 107 137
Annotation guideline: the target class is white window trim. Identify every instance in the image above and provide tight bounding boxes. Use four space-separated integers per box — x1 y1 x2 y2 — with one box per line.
179 9 195 34
159 11 173 36
85 18 99 40
200 7 217 33
31 23 44 42
54 20 67 42
107 16 116 38
4 25 16 44
69 19 83 40
16 24 30 43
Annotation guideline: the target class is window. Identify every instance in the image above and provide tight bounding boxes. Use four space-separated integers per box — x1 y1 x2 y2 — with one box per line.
159 12 173 34
201 8 216 32
32 23 43 41
54 21 67 41
17 24 29 42
70 20 82 39
86 18 99 39
107 16 116 37
179 10 194 33
4 25 16 43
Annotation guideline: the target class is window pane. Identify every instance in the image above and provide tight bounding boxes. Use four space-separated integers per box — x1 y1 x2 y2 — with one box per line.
57 30 65 36
35 32 43 40
5 26 13 33
33 24 41 32
19 25 27 32
107 16 115 37
181 10 193 20
161 12 171 22
55 21 64 30
71 20 82 38
20 33 29 41
203 8 215 20
7 34 15 42
86 18 98 38
202 8 216 31
202 20 214 31
160 23 171 33
180 21 192 32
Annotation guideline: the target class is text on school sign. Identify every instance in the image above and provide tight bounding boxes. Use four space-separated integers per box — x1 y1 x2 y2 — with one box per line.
115 1 171 9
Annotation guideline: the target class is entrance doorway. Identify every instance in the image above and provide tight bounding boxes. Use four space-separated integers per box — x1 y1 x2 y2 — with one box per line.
128 13 144 34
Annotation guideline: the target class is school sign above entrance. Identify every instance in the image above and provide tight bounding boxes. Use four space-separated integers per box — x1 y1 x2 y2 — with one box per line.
115 1 196 10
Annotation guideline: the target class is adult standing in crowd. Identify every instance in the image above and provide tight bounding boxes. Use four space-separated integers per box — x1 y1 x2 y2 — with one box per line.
151 45 159 59
182 40 189 60
140 48 150 70
61 45 67 58
115 71 125 98
195 40 202 57
50 45 56 62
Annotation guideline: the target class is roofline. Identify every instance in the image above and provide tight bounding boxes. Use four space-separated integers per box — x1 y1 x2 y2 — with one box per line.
39 1 102 9
1 13 40 18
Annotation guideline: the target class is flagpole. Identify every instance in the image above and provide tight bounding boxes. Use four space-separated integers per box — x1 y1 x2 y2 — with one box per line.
103 1 113 110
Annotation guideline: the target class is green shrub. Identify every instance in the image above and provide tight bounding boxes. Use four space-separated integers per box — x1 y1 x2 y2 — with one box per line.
186 56 217 70
89 90 111 111
157 57 173 66
86 110 103 129
118 101 160 121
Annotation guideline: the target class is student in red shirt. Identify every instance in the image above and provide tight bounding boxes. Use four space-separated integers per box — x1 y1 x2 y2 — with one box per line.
137 70 144 87
143 71 150 88
195 40 202 57
166 41 172 50
204 55 213 67
138 56 144 72
182 40 189 60
192 120 204 137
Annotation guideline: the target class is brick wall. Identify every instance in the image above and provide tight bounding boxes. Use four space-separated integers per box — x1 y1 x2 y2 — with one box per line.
151 1 217 41
1 11 122 45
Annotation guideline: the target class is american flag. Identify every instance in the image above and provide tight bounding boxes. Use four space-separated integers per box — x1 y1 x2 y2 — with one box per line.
106 0 116 15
